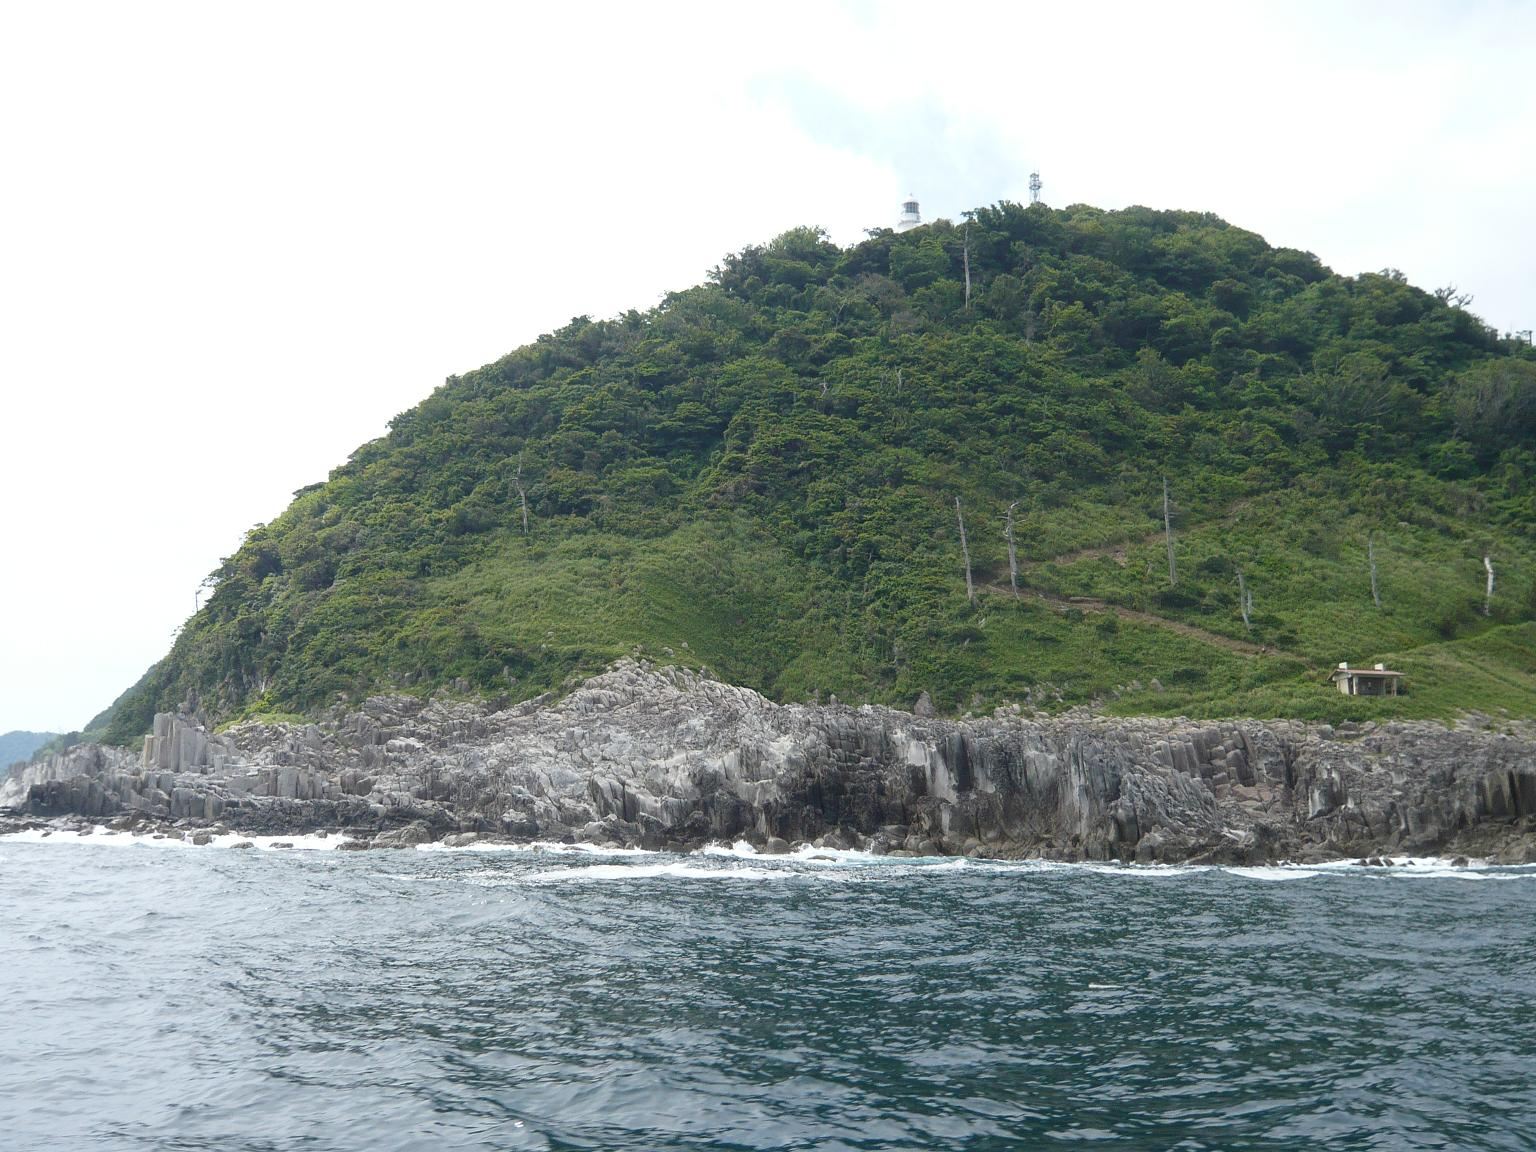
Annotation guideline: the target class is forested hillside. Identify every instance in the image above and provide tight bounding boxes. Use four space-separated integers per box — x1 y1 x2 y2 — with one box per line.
95 202 1536 743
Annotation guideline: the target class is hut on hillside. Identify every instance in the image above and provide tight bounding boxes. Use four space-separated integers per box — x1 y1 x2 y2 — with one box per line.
1329 662 1404 697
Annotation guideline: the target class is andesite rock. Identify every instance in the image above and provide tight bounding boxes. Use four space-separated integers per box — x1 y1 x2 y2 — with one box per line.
3 660 1534 862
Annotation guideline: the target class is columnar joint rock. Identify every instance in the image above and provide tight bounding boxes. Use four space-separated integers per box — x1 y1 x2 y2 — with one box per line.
5 661 1535 862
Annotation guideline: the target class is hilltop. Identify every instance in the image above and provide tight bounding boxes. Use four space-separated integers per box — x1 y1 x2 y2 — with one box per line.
0 731 60 769
92 201 1536 744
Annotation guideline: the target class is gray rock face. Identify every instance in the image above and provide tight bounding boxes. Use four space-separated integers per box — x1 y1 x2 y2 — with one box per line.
6 661 1536 861
1 742 139 814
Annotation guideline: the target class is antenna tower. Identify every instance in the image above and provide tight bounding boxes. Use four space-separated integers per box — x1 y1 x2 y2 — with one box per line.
1028 171 1042 204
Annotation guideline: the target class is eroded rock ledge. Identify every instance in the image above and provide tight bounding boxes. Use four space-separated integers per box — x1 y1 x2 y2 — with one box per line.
4 661 1535 863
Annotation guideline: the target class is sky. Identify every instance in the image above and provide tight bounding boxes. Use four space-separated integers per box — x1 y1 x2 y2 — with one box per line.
1 0 1532 735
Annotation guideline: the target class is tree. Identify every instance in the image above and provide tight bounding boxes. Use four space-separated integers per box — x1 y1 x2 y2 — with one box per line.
1163 476 1177 587
888 236 949 293
1297 353 1415 456
1449 360 1536 463
1368 531 1381 610
1005 502 1020 599
956 497 974 604
962 213 973 311
1434 284 1474 309
514 452 530 536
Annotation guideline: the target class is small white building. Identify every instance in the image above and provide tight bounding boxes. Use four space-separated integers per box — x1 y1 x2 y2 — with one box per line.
896 195 921 232
1329 662 1405 697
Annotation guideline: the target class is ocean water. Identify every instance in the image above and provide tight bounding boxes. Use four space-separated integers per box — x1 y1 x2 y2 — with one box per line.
2 834 1534 1151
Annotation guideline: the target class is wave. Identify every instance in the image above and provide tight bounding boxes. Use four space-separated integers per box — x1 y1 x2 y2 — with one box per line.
417 839 657 856
1300 856 1509 879
5 826 1530 882
518 846 977 885
526 861 796 883
702 839 973 867
1222 865 1330 881
0 826 349 852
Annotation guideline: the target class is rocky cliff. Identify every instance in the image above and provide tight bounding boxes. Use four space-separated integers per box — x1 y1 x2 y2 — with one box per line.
4 661 1535 862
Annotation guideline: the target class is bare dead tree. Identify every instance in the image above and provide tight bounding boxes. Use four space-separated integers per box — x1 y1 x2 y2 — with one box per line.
1368 531 1381 609
1485 556 1496 616
1163 476 1177 586
1236 570 1253 632
1434 284 1475 309
956 497 974 604
1005 501 1020 599
514 451 530 536
962 215 972 311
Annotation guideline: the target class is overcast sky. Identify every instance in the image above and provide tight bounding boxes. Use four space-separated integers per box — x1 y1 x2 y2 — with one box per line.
1 0 1532 735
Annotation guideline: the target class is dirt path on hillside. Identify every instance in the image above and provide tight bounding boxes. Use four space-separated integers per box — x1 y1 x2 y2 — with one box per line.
1019 499 1257 572
997 500 1305 659
980 582 1291 659
1020 532 1161 571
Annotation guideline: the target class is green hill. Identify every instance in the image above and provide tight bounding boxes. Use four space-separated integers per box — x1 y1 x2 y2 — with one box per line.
95 202 1536 744
0 730 61 769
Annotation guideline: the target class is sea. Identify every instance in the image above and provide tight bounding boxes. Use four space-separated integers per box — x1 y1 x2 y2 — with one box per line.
2 831 1533 1152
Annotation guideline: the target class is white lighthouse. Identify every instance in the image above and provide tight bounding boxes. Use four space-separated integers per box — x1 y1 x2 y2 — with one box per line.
896 194 921 232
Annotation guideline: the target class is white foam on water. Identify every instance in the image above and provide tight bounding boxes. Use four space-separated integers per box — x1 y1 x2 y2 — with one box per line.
1223 865 1328 882
700 840 898 866
1080 862 1203 879
700 840 762 858
978 858 1272 879
223 832 352 852
515 845 974 883
1304 855 1501 878
0 826 352 851
527 860 795 883
697 840 967 869
1 826 193 850
416 839 657 857
789 843 896 866
9 825 1530 883
972 859 1047 874
1382 864 1490 881
1226 857 1536 881
985 856 1520 881
1308 854 1448 871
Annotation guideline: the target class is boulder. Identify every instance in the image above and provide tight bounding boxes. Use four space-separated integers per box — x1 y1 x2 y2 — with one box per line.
373 820 436 849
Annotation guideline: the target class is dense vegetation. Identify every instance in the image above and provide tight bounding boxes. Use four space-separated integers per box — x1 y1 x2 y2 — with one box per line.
95 202 1536 743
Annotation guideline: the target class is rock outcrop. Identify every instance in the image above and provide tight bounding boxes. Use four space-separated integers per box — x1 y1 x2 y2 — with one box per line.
4 661 1535 861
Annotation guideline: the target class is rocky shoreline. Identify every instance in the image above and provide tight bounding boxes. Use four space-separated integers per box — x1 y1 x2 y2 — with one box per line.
4 661 1535 864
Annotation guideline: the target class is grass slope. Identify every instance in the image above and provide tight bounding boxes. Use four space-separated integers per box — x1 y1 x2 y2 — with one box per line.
89 202 1536 742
